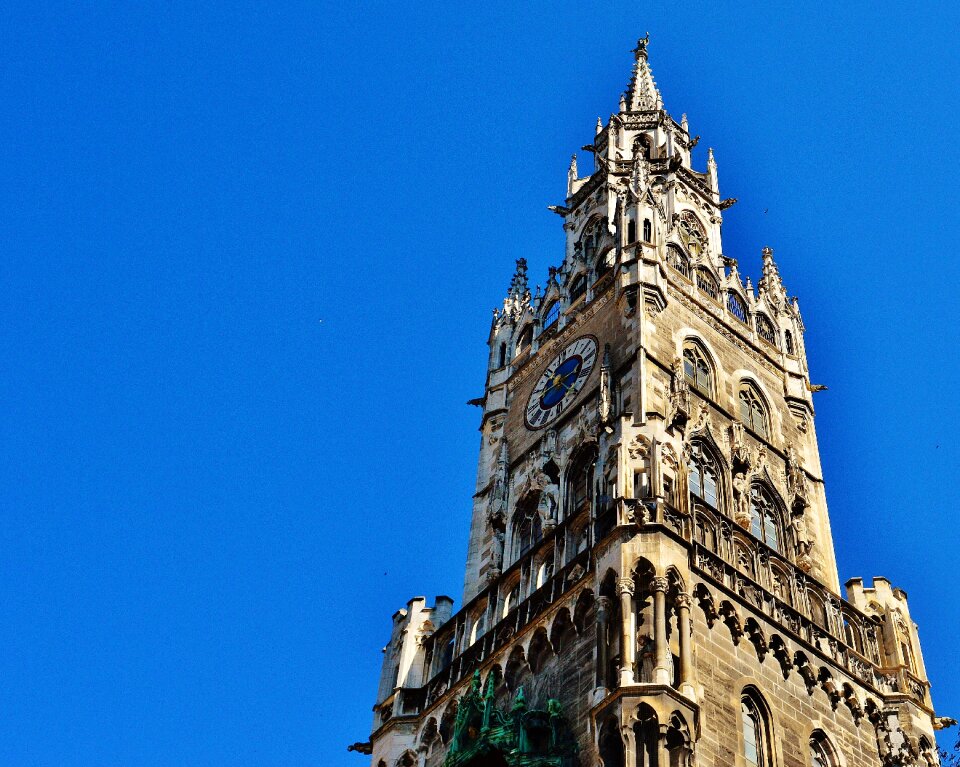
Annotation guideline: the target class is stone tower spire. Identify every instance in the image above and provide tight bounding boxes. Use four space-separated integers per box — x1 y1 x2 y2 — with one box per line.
360 37 944 767
624 34 663 112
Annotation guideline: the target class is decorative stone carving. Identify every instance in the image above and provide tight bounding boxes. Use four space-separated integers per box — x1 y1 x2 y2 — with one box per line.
791 512 815 572
669 357 692 431
785 445 809 511
532 467 560 529
627 434 651 459
729 420 750 471
617 577 634 596
652 576 669 593
599 344 613 426
733 470 751 527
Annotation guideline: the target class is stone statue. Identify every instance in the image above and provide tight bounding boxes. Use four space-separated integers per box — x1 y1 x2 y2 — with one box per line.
791 512 814 560
535 468 560 528
733 471 751 527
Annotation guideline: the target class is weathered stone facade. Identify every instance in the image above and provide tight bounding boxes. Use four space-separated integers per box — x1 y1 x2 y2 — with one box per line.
357 37 944 767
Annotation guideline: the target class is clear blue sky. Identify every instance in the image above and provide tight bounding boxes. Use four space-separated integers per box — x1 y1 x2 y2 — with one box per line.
1 3 957 765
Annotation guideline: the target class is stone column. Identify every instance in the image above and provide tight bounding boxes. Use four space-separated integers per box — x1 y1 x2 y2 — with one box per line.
618 577 637 686
621 724 637 767
657 724 670 767
596 596 613 689
676 592 695 698
653 576 671 685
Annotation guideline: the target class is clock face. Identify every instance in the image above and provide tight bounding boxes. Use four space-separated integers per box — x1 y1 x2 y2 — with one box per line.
524 335 598 430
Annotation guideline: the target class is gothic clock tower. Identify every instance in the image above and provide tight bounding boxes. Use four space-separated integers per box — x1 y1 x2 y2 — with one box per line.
355 37 945 767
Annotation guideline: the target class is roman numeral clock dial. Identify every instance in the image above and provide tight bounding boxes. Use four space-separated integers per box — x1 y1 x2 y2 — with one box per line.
524 335 598 430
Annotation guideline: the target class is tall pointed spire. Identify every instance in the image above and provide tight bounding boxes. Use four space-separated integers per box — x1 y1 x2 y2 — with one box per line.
624 34 663 112
758 246 788 310
507 258 529 301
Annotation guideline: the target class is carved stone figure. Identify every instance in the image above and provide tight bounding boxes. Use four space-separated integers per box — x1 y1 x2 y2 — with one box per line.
534 468 560 528
733 471 751 527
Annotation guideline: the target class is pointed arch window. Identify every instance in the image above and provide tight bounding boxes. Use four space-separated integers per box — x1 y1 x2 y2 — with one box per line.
741 691 772 767
627 218 637 244
810 731 838 767
688 441 720 509
595 249 613 279
643 218 652 243
667 245 691 279
514 505 542 559
570 274 587 304
515 325 533 358
683 343 714 397
568 450 596 516
728 292 748 323
750 484 781 552
543 301 559 330
739 384 768 438
696 267 719 299
756 314 777 347
784 329 795 355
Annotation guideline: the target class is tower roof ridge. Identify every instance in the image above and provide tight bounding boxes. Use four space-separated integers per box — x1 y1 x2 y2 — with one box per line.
624 34 663 113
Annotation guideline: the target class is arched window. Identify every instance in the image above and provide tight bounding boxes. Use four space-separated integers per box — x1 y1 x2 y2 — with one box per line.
750 485 781 552
683 343 714 397
514 505 542 559
643 218 652 243
469 608 486 645
502 581 520 617
570 274 587 303
567 449 596 517
696 267 719 299
668 245 691 278
536 556 554 588
584 233 597 264
627 219 637 244
595 249 613 279
688 441 720 509
514 325 533 358
739 384 768 438
810 731 837 767
598 718 625 767
695 508 718 551
497 342 506 368
741 691 772 767
543 301 559 330
808 591 828 629
784 329 795 355
756 314 777 347
728 292 748 323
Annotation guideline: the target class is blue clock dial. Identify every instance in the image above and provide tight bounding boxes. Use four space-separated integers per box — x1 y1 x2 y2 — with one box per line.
524 336 598 430
539 356 583 408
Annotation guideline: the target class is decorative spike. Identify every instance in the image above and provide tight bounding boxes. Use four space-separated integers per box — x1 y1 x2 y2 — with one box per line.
596 116 603 135
567 154 578 198
507 258 529 300
707 148 719 195
619 94 627 113
681 113 689 133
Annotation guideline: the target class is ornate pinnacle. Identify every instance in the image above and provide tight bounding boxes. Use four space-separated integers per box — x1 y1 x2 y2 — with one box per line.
758 246 788 307
596 116 603 135
625 33 662 112
507 258 529 300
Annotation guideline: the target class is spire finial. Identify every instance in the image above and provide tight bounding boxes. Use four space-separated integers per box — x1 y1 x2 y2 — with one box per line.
567 154 578 197
625 33 662 112
596 116 603 135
